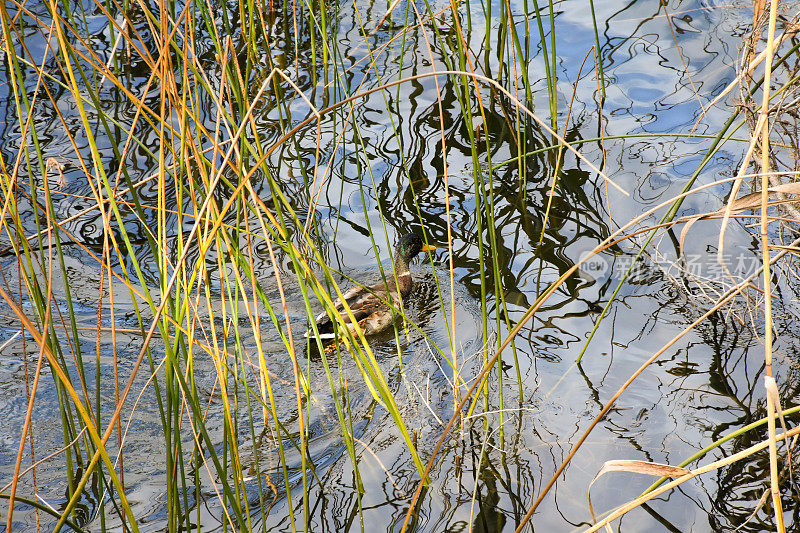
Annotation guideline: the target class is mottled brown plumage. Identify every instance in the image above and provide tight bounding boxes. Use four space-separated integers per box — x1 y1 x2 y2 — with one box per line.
308 233 435 341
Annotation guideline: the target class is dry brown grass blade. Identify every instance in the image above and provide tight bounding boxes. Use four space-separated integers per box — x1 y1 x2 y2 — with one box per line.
725 182 800 210
370 0 403 34
764 377 792 471
716 112 766 262
582 424 800 533
404 173 774 533
5 196 55 530
587 460 690 526
513 224 800 532
591 460 691 483
409 0 463 405
0 277 138 529
540 49 592 245
758 1 784 529
701 22 798 116
683 180 800 255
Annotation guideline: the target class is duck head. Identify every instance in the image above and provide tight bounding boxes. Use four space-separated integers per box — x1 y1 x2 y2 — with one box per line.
395 233 436 271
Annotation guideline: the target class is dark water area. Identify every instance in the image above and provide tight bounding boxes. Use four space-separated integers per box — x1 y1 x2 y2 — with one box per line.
2 0 800 531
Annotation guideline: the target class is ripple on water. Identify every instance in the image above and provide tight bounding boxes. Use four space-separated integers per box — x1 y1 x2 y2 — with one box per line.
233 264 488 501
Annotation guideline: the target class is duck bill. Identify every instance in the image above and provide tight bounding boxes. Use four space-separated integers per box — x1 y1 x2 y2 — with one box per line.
421 244 436 252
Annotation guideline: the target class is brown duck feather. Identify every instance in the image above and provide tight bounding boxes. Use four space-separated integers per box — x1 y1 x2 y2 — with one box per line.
312 271 412 338
307 233 434 341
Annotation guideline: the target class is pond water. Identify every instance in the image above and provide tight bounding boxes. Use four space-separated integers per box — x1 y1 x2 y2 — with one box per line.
1 0 799 531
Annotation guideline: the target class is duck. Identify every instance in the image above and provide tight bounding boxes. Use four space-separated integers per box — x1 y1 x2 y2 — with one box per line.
307 233 435 342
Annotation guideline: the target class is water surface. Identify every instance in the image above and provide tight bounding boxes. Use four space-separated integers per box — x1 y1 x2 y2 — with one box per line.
0 0 796 531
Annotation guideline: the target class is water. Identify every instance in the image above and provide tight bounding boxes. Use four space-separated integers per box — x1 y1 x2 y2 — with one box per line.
1 0 798 531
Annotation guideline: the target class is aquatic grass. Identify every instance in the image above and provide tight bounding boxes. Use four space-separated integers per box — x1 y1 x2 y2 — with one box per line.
2 4 275 528
1 8 133 531
538 48 592 247
753 2 783 528
557 12 800 528
1 2 615 523
585 423 800 532
2 0 798 531
3 0 548 516
402 167 800 529
573 36 800 366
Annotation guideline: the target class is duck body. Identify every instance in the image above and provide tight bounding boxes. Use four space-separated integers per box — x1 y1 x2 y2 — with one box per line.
307 233 434 341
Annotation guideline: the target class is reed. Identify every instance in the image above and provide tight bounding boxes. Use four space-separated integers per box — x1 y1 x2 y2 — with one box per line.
1 0 797 531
